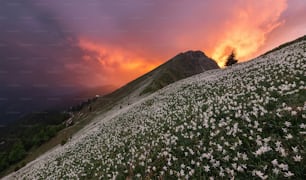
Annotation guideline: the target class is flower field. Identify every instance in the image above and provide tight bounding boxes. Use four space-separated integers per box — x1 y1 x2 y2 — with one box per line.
9 39 306 179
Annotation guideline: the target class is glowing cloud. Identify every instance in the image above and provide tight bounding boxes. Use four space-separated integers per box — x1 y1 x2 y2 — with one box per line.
78 38 161 87
210 0 288 67
33 0 305 88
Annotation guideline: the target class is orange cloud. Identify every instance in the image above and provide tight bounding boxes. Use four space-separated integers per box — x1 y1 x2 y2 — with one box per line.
78 38 161 87
210 0 287 67
75 1 290 87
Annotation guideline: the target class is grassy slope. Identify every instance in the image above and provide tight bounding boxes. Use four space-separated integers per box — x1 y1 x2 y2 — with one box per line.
0 51 218 178
12 37 306 179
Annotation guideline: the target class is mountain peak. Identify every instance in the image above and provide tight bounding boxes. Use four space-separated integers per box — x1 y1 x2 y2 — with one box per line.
180 50 207 58
137 50 219 94
168 50 218 70
96 50 219 102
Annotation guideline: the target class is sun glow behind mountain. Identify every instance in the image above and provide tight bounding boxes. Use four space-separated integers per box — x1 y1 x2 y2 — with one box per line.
210 0 287 67
74 0 291 73
1 0 305 89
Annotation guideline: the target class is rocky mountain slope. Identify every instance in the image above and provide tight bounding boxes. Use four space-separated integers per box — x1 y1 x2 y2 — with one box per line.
6 37 306 179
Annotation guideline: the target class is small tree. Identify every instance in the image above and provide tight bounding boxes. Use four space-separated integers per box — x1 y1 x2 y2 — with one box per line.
225 51 238 66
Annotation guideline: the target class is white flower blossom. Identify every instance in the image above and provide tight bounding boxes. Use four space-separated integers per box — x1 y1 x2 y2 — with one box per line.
293 155 302 162
204 165 210 172
284 171 294 178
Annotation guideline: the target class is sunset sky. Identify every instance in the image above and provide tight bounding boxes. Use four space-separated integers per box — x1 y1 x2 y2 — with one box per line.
1 0 306 91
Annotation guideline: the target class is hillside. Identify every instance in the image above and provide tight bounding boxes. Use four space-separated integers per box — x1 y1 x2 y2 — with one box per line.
139 50 219 95
72 50 219 128
6 37 306 179
0 49 218 178
91 50 218 109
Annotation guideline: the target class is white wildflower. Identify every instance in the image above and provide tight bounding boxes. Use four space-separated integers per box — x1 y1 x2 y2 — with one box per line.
204 165 210 172
291 146 298 153
254 145 271 156
271 159 278 166
285 133 293 139
180 169 185 176
278 163 288 171
275 141 282 147
284 171 294 178
284 121 291 127
253 170 268 180
293 155 302 162
300 123 306 129
272 168 279 175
